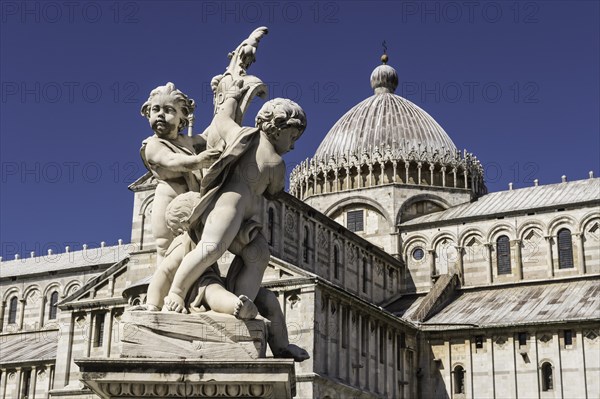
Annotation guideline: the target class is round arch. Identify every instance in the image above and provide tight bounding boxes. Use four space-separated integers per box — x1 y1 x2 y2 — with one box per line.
139 192 155 216
401 234 429 258
458 227 485 247
580 211 600 233
63 280 82 298
325 195 392 228
487 222 516 243
517 220 547 239
396 194 451 225
548 215 577 236
43 282 62 298
2 287 20 303
22 284 42 301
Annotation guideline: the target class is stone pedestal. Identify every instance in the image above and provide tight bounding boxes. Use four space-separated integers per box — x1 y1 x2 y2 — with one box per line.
76 358 296 398
121 310 268 360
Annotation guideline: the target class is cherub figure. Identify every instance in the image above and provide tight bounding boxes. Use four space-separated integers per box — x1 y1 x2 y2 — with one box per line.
140 83 217 264
162 91 306 314
144 190 308 361
144 191 258 319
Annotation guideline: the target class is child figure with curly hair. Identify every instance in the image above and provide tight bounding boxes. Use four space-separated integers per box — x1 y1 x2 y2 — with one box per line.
140 83 217 265
162 91 306 314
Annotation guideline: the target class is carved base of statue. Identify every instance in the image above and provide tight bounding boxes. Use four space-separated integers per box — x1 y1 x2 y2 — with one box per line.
120 310 269 360
77 357 296 398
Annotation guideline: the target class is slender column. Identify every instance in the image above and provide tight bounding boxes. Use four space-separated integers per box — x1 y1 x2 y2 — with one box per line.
453 168 457 188
16 367 23 399
103 310 113 357
18 298 25 330
441 167 446 187
574 232 586 274
313 173 317 194
464 170 469 189
456 246 465 285
324 173 328 193
484 243 494 284
48 365 55 395
85 312 93 357
429 164 435 185
108 276 115 297
404 162 410 184
368 164 373 187
417 162 422 185
512 239 523 280
428 249 436 279
345 167 350 190
278 202 286 256
0 369 7 399
0 301 5 332
30 365 37 399
334 170 339 192
392 161 397 183
358 166 362 188
545 236 554 277
39 295 46 328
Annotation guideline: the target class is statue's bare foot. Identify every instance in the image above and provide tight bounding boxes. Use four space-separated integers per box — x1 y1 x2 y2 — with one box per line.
233 295 258 320
162 293 188 314
275 344 310 362
129 304 160 312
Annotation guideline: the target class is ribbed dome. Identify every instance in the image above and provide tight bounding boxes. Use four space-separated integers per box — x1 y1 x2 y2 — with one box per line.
314 92 457 159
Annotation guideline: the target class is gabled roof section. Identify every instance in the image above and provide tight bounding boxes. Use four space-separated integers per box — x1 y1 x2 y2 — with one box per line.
0 245 128 279
0 332 57 366
422 276 600 329
402 178 600 227
128 171 157 192
59 257 129 309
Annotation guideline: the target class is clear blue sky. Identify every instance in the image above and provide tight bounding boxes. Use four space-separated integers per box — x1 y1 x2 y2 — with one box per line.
1 1 599 259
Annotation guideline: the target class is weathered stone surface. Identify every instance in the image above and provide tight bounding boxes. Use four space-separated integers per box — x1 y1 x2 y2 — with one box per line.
121 310 268 360
76 358 296 399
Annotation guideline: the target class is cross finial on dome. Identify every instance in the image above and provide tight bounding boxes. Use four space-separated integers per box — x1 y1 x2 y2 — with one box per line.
381 40 388 64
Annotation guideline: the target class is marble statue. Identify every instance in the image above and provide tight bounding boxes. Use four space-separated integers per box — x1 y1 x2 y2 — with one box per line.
137 27 309 362
140 83 217 265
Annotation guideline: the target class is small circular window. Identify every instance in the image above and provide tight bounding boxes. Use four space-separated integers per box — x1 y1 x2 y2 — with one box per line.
412 247 425 261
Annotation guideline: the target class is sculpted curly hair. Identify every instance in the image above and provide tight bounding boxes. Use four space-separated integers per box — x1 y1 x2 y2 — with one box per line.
165 192 203 235
255 98 306 140
140 82 196 132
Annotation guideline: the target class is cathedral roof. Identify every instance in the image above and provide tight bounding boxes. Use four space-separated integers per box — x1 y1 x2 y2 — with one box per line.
422 277 600 328
0 245 127 278
401 177 600 227
314 62 457 159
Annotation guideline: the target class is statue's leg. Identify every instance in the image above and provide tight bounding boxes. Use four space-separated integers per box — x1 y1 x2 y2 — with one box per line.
150 191 174 265
232 233 270 301
165 193 245 312
203 284 258 320
254 287 309 362
146 239 187 309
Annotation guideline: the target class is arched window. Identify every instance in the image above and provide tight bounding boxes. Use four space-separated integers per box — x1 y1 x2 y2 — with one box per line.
267 207 274 246
333 245 339 279
48 291 59 320
8 297 18 325
362 257 368 293
557 228 574 269
303 226 310 263
453 365 465 394
496 235 511 275
541 362 553 391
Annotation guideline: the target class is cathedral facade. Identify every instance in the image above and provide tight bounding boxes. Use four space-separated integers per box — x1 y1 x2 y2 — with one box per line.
1 61 598 399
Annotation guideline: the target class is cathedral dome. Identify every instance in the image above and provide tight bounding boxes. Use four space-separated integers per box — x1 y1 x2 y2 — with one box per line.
314 63 457 159
289 57 485 200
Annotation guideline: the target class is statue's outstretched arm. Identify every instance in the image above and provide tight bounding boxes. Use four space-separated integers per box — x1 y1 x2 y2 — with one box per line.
146 140 214 172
